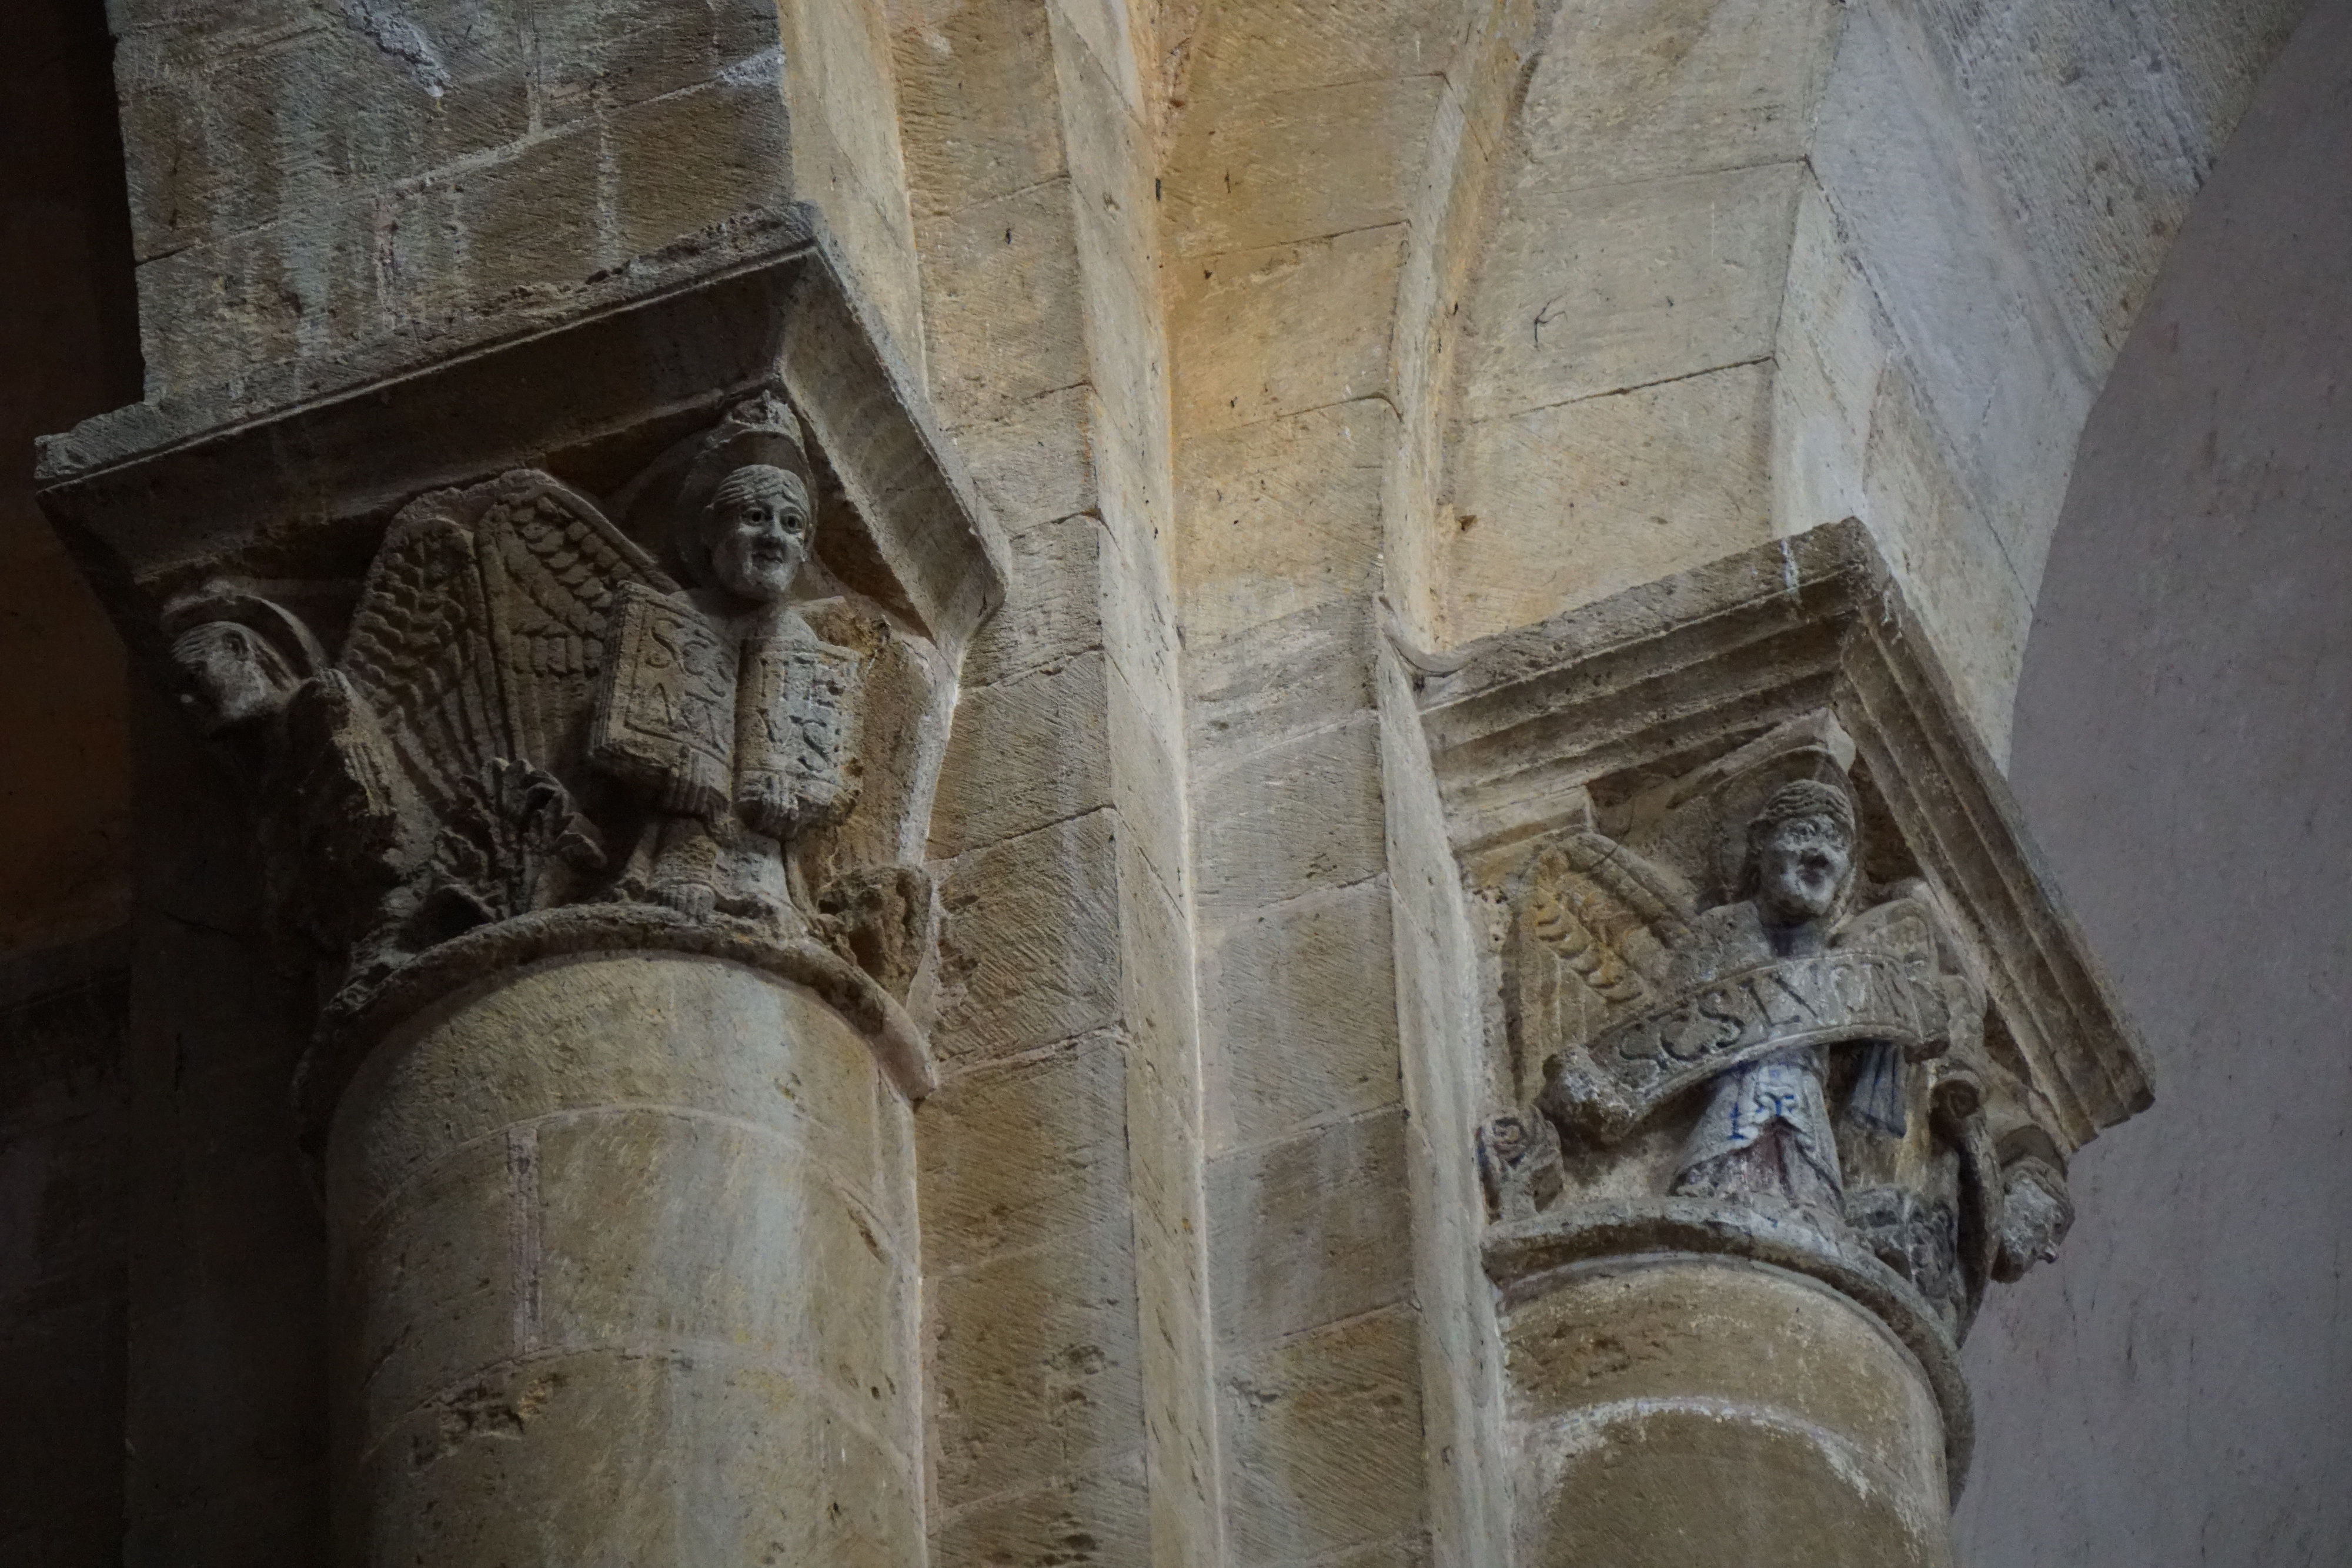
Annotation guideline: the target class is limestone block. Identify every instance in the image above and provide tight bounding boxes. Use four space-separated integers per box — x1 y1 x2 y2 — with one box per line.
1857 365 2032 759
1463 161 1803 420
1121 1016 1211 1263
960 509 1107 687
1515 0 1842 181
930 651 1114 858
1172 227 1408 434
1771 176 1887 536
1163 75 1446 258
530 1115 915 1449
134 69 796 395
933 810 1122 1065
605 72 796 259
1176 399 1392 644
1177 0 1469 109
112 6 532 262
932 1454 1153 1568
530 0 781 126
1195 714 1388 920
1204 878 1403 1151
916 179 1090 428
1107 657 1190 900
780 0 925 362
1209 1109 1413 1344
1220 1306 1426 1566
917 1032 1131 1271
1900 0 2300 366
893 0 1067 217
1057 25 1165 451
928 1226 1144 1505
345 1352 918 1568
325 954 920 1568
328 957 888 1220
948 390 1103 540
1811 4 2094 601
330 1134 514 1449
1186 597 1378 765
1045 0 1147 118
1446 360 1774 641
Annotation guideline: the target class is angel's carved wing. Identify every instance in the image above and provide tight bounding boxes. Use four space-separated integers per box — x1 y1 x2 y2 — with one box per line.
1518 831 1698 1009
339 502 509 815
336 471 676 930
340 472 675 810
473 472 677 771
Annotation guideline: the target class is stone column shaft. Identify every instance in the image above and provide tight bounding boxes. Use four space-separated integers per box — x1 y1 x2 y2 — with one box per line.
329 952 920 1564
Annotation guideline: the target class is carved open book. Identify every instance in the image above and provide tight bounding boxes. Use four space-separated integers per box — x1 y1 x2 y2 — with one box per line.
593 581 862 836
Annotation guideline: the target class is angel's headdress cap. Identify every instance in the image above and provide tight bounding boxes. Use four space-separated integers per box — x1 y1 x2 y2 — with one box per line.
711 388 811 482
710 463 808 516
1749 777 1857 842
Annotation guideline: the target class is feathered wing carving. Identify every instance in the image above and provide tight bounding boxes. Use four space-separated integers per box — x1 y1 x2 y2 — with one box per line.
336 472 677 929
340 502 510 816
1518 831 1698 1009
473 472 677 768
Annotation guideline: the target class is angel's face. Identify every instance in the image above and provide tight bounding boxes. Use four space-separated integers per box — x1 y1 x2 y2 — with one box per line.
1753 814 1852 924
708 479 810 603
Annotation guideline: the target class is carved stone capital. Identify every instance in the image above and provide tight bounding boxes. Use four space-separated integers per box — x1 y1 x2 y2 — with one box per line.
37 240 1005 1125
1415 519 2147 1491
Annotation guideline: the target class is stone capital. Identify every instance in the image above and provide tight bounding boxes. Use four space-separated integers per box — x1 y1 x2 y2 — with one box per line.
36 237 1006 1122
1416 519 2147 1518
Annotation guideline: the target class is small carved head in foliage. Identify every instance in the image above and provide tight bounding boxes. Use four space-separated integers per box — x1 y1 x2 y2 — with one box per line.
161 587 323 737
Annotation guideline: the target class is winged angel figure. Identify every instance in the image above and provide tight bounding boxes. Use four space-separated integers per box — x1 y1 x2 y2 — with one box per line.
163 397 877 995
1491 764 2081 1332
1519 778 1955 1221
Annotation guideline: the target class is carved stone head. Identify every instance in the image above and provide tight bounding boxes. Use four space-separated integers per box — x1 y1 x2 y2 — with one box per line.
686 462 813 605
161 588 322 737
1744 778 1857 927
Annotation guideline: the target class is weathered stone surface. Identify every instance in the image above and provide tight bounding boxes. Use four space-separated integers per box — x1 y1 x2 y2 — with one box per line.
1195 715 1388 921
1204 878 1402 1151
933 1455 1152 1568
1164 75 1446 258
1172 228 1408 434
1505 1259 1950 1568
928 1225 1142 1505
329 954 921 1566
1462 162 1803 420
931 651 1114 857
1220 1306 1426 1566
934 810 1123 1065
1446 362 1776 639
1210 1109 1414 1344
13 1 2326 1562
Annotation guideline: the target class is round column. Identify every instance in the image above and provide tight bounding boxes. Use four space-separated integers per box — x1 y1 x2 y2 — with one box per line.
1490 1204 1964 1568
323 947 921 1566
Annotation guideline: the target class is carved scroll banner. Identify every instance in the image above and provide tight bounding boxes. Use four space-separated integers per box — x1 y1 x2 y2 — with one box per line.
1543 950 1950 1142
